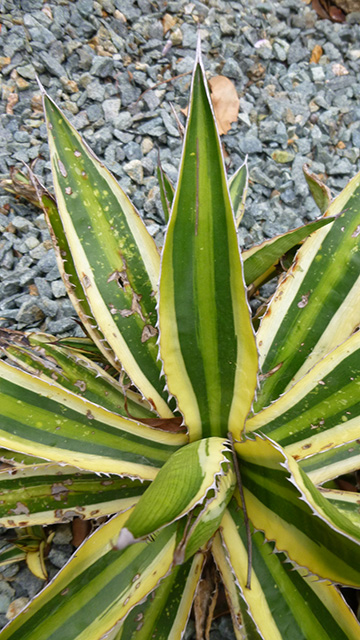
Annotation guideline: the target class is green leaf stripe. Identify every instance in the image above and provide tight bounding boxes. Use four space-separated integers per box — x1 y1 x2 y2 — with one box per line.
242 216 334 287
39 191 121 373
236 436 360 586
0 360 186 479
1 329 155 421
118 553 204 639
214 499 360 640
159 52 257 440
299 439 360 485
256 170 360 410
0 465 148 527
43 93 173 418
157 163 174 224
319 488 360 529
246 331 360 460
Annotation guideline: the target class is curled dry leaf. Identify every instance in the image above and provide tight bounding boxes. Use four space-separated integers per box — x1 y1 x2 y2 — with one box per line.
310 44 323 64
139 417 186 433
208 76 240 136
311 0 346 22
71 517 92 548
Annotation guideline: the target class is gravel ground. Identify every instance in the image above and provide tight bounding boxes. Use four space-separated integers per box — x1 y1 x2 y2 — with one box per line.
0 0 360 633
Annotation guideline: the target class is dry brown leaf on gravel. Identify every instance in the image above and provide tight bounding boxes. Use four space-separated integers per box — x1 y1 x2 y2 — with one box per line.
162 13 176 33
310 44 323 63
181 75 239 135
6 92 18 115
208 75 239 135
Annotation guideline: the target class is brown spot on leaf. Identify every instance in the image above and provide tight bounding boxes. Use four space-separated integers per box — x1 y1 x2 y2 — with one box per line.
107 270 129 288
65 186 72 195
351 224 360 238
51 483 70 502
86 410 94 420
140 417 186 433
82 275 91 288
297 292 310 308
259 362 283 381
141 324 158 342
74 150 81 157
57 159 67 178
10 502 30 515
74 380 87 392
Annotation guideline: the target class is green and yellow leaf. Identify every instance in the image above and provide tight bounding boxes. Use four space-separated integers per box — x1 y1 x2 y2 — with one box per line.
236 435 360 586
43 91 173 417
157 163 174 224
0 510 179 640
303 163 332 214
117 553 204 639
0 328 155 421
256 169 360 410
228 158 248 227
0 464 148 527
300 439 360 485
319 488 360 529
116 438 235 555
159 48 257 441
246 331 360 461
242 216 334 288
0 359 186 479
213 498 360 639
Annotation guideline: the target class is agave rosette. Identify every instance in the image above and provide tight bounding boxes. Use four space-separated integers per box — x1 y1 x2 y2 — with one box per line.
0 42 359 640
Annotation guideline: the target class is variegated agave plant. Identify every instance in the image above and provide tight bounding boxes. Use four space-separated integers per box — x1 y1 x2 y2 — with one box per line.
0 43 359 640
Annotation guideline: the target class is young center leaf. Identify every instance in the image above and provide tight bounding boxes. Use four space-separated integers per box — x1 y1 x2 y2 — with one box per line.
159 44 257 441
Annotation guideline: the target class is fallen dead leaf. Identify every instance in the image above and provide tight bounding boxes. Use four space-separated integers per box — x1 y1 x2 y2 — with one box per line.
194 558 219 640
311 0 345 21
0 56 11 70
162 13 176 34
31 93 43 113
310 44 323 64
42 4 53 20
29 284 39 296
6 92 18 115
72 517 91 547
208 75 240 135
139 417 186 433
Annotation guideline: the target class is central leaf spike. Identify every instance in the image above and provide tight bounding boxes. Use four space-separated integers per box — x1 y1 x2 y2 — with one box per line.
158 39 258 442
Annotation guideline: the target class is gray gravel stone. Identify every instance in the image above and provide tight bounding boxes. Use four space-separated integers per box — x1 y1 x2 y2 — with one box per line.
124 159 144 184
102 98 121 123
13 568 44 600
48 544 74 569
51 280 67 298
16 300 45 325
